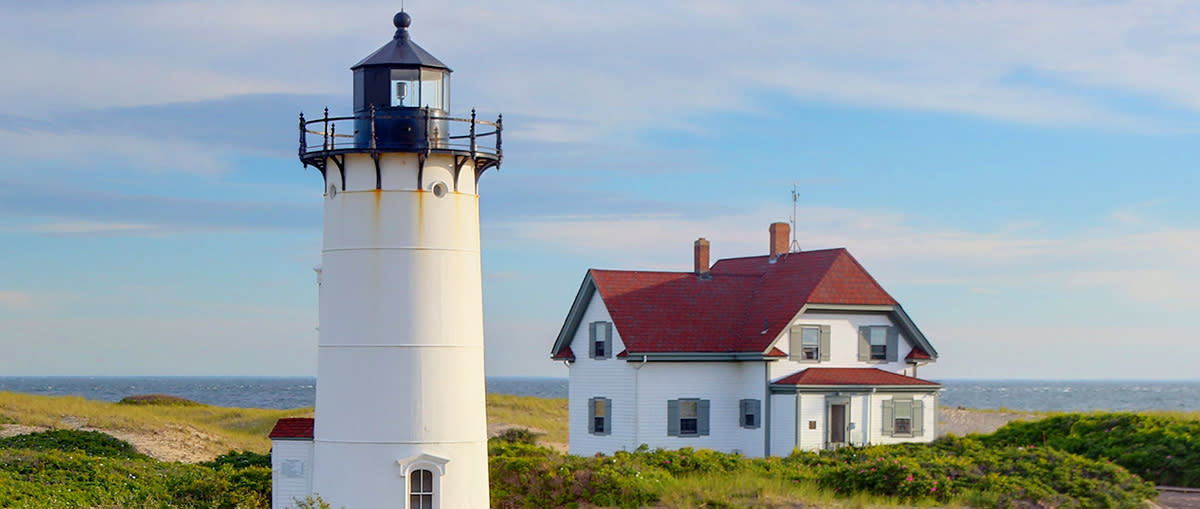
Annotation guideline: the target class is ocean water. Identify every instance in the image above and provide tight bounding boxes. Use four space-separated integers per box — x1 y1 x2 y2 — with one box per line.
0 377 1196 412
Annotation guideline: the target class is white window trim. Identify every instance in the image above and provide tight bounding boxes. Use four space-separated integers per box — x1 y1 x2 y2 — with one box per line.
397 453 450 509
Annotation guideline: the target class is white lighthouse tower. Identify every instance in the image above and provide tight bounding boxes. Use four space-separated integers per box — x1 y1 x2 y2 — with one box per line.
278 11 501 508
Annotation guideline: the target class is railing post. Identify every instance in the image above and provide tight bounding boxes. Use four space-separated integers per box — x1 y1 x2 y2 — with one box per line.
370 104 377 151
495 114 503 161
330 122 336 150
427 107 436 154
298 113 307 157
469 108 477 157
322 107 330 151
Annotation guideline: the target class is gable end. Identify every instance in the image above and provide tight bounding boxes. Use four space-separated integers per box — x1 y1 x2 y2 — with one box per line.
549 271 596 361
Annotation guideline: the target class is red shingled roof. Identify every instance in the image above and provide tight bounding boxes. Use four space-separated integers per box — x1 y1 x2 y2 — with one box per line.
587 249 896 354
906 347 933 360
551 346 575 360
774 367 939 386
269 418 314 439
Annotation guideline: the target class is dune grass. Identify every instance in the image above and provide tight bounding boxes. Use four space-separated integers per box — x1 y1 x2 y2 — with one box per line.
659 471 948 508
485 393 568 444
0 391 311 453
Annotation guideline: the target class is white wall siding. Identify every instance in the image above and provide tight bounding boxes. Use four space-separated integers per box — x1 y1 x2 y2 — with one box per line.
769 394 795 456
769 312 917 380
796 394 825 451
632 362 767 456
866 392 938 445
270 439 313 509
567 291 637 456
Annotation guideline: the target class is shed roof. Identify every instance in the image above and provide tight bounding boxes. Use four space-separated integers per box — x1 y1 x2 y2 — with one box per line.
774 367 940 386
268 418 314 440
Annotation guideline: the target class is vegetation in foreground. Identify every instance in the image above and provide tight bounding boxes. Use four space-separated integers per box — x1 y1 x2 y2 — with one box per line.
0 431 270 508
0 392 1192 507
0 391 310 455
982 411 1200 488
489 431 1155 508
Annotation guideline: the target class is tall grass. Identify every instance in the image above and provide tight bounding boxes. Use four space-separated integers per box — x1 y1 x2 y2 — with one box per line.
485 393 567 444
659 471 942 508
0 391 311 453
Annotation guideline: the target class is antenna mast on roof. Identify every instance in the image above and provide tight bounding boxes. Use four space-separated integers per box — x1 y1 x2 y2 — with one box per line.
789 183 800 253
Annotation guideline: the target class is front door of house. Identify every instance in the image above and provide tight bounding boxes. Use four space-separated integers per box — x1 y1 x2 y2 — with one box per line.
829 404 846 445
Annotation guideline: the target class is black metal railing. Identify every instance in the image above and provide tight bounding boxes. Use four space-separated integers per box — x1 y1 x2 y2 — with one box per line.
298 106 502 162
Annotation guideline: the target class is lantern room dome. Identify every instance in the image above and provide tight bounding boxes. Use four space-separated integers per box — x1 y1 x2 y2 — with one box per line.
351 12 449 71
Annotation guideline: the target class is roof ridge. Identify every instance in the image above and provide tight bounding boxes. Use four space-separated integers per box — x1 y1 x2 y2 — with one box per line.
828 249 897 304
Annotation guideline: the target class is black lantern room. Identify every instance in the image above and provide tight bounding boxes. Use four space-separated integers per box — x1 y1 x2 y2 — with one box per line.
351 12 450 150
298 12 501 181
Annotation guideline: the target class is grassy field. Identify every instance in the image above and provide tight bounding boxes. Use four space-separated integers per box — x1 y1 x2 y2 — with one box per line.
0 391 310 454
0 391 569 457
484 393 568 444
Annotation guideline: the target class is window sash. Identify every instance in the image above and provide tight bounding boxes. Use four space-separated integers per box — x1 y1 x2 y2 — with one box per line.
680 400 698 418
680 418 698 434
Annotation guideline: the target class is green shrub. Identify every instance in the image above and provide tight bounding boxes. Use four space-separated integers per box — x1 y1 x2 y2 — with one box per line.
0 429 146 460
203 450 271 470
117 394 203 406
487 436 1155 508
492 427 542 445
982 412 1200 487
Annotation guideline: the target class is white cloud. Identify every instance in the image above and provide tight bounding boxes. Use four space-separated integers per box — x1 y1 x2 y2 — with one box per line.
6 1 1200 134
503 204 1200 309
0 129 228 175
30 221 156 235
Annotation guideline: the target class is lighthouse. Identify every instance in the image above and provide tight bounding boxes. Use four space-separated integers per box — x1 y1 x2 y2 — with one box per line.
270 11 501 508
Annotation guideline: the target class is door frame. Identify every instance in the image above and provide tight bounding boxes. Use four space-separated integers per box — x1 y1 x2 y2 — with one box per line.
825 395 850 449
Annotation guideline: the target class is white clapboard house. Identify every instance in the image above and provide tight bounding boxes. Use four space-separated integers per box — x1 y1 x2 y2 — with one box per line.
549 223 941 457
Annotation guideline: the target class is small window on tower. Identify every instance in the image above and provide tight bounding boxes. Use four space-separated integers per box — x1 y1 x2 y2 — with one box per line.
410 469 434 509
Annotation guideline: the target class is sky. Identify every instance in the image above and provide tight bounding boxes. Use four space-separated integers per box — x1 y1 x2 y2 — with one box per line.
1 1 1198 380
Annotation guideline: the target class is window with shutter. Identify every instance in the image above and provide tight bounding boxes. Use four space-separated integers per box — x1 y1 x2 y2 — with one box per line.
588 397 611 435
740 399 761 429
589 321 612 360
790 326 822 361
669 399 710 436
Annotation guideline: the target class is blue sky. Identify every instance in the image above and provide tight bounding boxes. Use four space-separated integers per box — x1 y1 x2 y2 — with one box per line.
2 1 1199 379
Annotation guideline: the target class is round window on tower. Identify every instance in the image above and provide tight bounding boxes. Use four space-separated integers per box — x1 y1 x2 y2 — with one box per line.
328 185 338 199
431 181 448 198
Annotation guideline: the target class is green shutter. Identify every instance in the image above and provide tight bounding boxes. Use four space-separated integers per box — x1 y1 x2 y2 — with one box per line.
739 399 749 427
912 399 924 435
857 327 870 361
749 399 761 429
819 325 831 361
602 322 613 359
667 400 680 436
698 399 710 436
588 397 597 435
881 399 894 436
886 327 899 362
588 322 597 359
789 326 802 361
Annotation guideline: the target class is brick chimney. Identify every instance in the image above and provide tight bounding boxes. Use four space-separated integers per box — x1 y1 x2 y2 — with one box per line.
694 237 710 278
769 222 789 261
